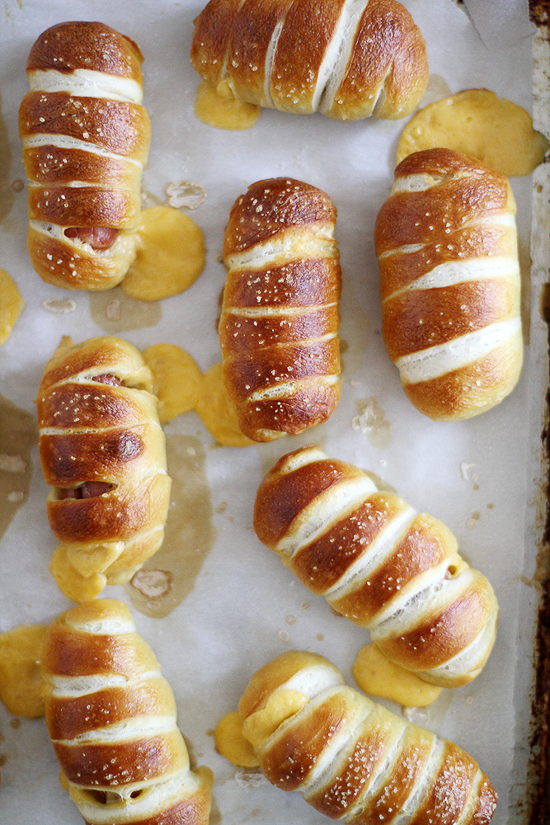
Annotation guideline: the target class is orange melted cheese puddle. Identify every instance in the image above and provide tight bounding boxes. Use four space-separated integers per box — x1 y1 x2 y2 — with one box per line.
215 689 308 767
353 644 442 708
0 624 47 717
397 89 549 177
143 344 202 425
195 79 261 131
121 206 205 301
0 268 24 346
144 347 253 446
195 363 254 447
215 711 259 768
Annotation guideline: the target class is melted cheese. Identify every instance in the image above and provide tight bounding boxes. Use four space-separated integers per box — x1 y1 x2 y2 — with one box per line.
397 89 549 177
65 541 123 578
215 687 309 768
0 268 24 346
352 644 442 707
0 624 47 717
49 544 107 603
121 206 205 301
143 344 203 424
143 350 253 444
214 711 260 768
195 363 254 447
195 79 261 131
242 689 309 751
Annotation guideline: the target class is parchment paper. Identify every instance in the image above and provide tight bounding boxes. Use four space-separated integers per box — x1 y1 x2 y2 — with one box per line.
0 1 546 823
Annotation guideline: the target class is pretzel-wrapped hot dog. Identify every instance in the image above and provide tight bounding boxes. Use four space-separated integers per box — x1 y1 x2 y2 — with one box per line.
220 177 342 442
254 446 498 687
374 148 523 420
19 21 151 290
191 0 429 121
37 336 171 594
42 599 213 824
231 650 497 823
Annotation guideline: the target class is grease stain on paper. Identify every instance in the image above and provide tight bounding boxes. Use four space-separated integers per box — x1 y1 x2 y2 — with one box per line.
126 434 215 618
0 395 38 542
89 286 162 333
0 93 14 224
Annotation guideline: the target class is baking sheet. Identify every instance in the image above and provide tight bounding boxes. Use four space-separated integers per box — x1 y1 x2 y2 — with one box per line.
0 0 547 822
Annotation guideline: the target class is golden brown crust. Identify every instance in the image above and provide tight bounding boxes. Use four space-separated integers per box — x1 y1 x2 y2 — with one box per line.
375 163 510 256
191 0 428 121
327 0 429 120
291 493 409 596
19 93 150 162
329 512 458 625
46 680 176 741
39 426 147 486
227 0 291 107
378 223 516 299
38 382 153 431
235 383 342 441
382 280 517 360
27 184 141 229
223 177 338 256
26 21 144 78
20 21 151 290
42 611 158 680
402 339 524 421
305 703 411 818
191 0 244 88
22 144 143 188
269 0 348 113
253 446 498 686
37 337 171 589
42 599 213 825
342 722 435 823
220 178 341 442
222 257 340 307
224 340 338 394
26 227 129 290
38 335 153 393
47 474 171 544
376 572 496 671
55 734 187 789
261 688 363 791
409 741 479 825
236 651 497 824
254 453 364 548
374 148 523 421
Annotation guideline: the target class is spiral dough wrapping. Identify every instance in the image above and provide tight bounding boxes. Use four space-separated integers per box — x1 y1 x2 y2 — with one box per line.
37 336 172 590
254 445 498 687
19 21 151 290
236 650 497 824
191 0 429 121
41 599 213 825
220 177 342 441
374 148 523 421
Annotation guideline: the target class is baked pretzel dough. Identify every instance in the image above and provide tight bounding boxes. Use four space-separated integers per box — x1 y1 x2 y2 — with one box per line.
19 21 151 290
42 599 213 824
37 336 171 592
